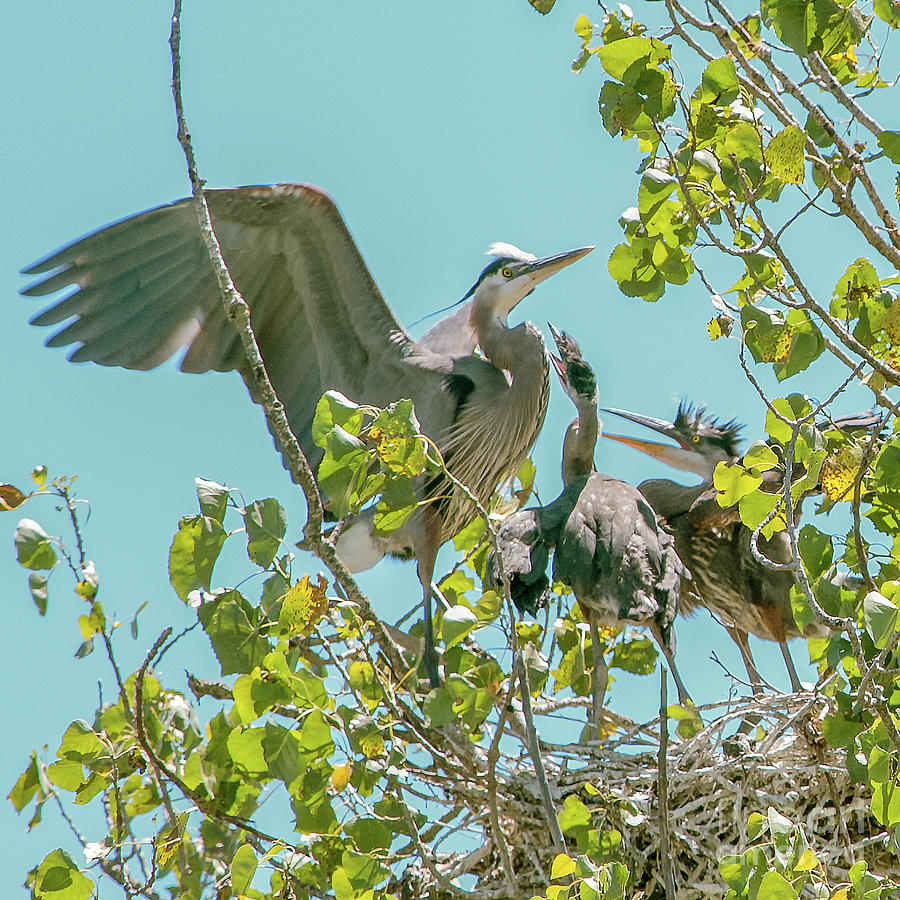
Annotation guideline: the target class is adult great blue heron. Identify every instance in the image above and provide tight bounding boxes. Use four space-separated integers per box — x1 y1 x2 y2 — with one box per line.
20 183 592 685
603 403 830 693
488 327 689 734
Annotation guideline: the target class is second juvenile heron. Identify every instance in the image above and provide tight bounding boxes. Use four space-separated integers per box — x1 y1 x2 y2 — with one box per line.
20 183 593 685
603 403 831 693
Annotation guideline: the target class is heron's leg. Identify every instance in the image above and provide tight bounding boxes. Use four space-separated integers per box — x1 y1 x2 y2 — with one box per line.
415 508 443 688
589 618 607 742
724 625 764 697
779 640 803 692
649 622 691 706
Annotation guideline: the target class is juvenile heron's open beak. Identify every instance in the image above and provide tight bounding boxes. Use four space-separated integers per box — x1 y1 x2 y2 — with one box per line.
602 407 712 478
546 322 568 383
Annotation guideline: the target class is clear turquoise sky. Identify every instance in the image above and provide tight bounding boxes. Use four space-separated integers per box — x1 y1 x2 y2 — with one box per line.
2 2 877 893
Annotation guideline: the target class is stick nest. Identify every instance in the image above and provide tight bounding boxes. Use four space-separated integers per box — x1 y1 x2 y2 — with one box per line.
396 690 896 899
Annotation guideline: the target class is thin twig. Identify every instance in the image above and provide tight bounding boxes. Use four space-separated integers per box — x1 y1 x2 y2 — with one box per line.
658 670 676 900
486 678 521 898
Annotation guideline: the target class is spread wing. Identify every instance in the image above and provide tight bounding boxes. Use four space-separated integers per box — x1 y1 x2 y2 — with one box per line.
21 183 453 471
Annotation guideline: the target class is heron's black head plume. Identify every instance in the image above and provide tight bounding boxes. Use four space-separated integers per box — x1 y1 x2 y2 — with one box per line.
672 401 743 459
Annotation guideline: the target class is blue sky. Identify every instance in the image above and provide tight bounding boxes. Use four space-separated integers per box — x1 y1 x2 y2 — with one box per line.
2 1 876 892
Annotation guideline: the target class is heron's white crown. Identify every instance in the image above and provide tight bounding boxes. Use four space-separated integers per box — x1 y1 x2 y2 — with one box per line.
486 243 536 263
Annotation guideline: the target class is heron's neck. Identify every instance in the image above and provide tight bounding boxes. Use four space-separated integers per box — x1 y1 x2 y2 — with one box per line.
637 478 706 520
561 398 598 485
470 303 545 376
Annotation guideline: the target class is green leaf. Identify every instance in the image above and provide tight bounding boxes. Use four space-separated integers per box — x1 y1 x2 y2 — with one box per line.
609 636 657 674
198 589 271 676
767 125 806 184
871 779 900 826
798 525 833 580
863 590 899 649
313 391 363 447
372 476 418 535
868 745 892 784
597 36 655 81
558 794 591 834
341 850 390 891
738 489 785 539
369 399 428 475
719 854 750 890
8 753 41 812
30 848 94 900
316 426 370 518
765 396 813 445
29 572 49 615
331 867 353 900
230 844 258 895
441 605 478 649
195 477 229 521
822 711 864 748
228 727 268 775
747 811 767 839
757 869 795 900
423 686 456 727
667 703 702 738
699 57 739 106
875 0 900 28
300 709 335 759
344 816 395 853
551 852 577 880
453 514 486 552
57 720 104 762
767 806 793 836
261 723 303 787
878 130 900 164
46 760 83 792
277 575 329 635
713 461 762 507
874 441 900 498
243 498 286 568
608 241 666 301
15 518 57 570
794 848 818 872
832 257 881 318
574 15 592 41
168 515 227 601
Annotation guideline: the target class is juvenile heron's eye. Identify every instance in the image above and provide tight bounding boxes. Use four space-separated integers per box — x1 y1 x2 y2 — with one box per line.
502 267 513 278
692 435 700 443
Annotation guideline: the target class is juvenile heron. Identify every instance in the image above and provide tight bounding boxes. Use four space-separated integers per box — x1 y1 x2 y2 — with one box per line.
20 183 592 685
488 327 689 735
603 403 830 693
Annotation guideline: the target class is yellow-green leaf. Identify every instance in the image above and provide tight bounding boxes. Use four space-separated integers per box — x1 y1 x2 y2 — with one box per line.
768 125 806 184
551 852 577 879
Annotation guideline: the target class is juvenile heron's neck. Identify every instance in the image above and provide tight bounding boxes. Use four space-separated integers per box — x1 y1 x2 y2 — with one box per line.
561 397 598 485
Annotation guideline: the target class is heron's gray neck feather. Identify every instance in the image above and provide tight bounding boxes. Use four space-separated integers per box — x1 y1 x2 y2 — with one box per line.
637 478 707 520
561 397 598 486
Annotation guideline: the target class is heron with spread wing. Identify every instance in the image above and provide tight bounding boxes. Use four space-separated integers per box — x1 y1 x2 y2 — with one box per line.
20 183 592 685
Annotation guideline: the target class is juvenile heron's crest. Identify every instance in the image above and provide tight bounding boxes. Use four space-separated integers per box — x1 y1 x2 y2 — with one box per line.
673 401 743 458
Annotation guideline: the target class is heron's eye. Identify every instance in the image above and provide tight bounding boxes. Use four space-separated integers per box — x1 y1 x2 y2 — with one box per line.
691 435 700 444
502 267 513 278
